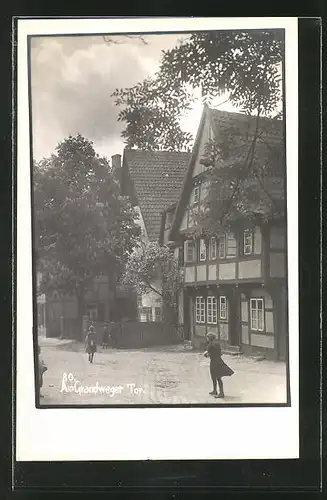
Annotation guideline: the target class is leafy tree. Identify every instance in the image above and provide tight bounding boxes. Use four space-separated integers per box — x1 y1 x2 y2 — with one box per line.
112 77 194 151
112 30 285 234
34 134 141 325
187 113 285 237
121 242 183 318
112 30 284 151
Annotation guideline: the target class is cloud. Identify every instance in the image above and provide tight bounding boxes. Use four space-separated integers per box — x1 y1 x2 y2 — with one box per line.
30 34 187 161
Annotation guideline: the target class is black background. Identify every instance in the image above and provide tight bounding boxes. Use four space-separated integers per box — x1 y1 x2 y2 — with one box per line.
1 11 323 498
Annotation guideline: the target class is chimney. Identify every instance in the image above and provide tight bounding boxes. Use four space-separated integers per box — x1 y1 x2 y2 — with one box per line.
111 154 122 192
111 154 121 170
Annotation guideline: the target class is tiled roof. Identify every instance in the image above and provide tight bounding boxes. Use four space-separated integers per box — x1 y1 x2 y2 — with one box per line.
208 109 285 215
210 109 283 143
170 107 285 241
124 149 191 241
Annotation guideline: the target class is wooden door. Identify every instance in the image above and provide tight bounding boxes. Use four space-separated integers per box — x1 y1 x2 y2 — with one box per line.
228 289 241 347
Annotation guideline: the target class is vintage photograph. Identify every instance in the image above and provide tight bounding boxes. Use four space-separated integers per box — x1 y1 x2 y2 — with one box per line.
30 28 289 407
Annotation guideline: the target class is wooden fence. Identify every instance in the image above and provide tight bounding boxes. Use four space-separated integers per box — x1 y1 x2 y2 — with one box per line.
82 317 184 348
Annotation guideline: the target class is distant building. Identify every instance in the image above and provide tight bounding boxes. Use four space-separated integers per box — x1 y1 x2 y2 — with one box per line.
36 270 137 339
117 149 191 322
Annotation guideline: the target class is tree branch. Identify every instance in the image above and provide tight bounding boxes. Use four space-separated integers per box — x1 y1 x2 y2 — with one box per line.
216 106 262 228
143 280 164 298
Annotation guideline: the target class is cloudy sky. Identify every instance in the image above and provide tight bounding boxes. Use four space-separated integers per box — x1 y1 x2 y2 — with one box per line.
30 34 236 162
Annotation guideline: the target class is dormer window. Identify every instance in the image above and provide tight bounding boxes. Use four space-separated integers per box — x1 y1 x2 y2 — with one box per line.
193 186 200 204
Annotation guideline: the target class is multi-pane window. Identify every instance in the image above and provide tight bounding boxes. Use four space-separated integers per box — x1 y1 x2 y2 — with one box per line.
219 296 228 320
226 233 237 257
199 239 207 261
207 296 217 324
154 307 162 322
184 240 195 262
193 186 200 204
142 307 153 322
218 235 226 258
195 296 205 323
243 229 253 255
209 237 217 260
250 298 264 331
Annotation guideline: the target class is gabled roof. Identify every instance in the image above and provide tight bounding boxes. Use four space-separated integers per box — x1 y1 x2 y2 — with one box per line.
123 149 191 241
170 106 284 240
210 108 283 145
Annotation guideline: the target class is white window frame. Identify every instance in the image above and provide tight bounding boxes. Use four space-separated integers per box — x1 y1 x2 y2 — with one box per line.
185 240 196 262
209 237 217 260
226 232 237 257
250 298 265 332
219 296 228 321
195 296 205 324
154 307 162 322
199 238 207 261
218 234 226 259
207 296 217 324
193 185 200 204
243 229 253 255
141 307 153 322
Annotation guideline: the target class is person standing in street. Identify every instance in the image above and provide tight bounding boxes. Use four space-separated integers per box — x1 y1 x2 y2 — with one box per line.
85 325 97 363
204 332 234 398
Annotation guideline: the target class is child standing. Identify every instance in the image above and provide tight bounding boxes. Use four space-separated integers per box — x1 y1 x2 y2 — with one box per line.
85 325 97 363
204 332 234 398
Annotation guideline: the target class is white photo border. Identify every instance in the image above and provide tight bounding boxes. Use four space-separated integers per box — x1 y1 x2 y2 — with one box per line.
16 16 299 461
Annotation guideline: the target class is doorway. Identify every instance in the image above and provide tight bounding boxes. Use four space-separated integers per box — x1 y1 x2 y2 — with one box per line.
228 289 241 347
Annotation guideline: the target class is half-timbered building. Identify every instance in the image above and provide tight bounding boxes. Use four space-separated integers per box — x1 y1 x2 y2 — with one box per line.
169 106 288 360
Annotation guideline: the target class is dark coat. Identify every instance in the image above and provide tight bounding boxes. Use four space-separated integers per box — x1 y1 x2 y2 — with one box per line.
85 332 97 353
207 340 234 378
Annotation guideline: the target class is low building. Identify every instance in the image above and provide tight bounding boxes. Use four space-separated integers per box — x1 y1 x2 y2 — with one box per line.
36 272 137 339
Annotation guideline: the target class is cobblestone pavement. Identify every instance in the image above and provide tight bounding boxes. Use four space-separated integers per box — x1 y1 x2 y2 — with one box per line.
38 339 288 406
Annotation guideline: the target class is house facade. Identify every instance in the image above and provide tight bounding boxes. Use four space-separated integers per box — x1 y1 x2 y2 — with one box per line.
118 149 191 323
169 106 288 361
36 272 137 339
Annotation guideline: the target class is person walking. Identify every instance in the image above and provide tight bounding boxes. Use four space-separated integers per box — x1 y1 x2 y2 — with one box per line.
204 332 234 398
85 325 97 363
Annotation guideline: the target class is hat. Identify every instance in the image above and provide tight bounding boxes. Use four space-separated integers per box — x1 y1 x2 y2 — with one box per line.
207 332 217 340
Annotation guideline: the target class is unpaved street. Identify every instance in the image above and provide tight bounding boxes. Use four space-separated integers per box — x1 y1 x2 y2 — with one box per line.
38 338 287 406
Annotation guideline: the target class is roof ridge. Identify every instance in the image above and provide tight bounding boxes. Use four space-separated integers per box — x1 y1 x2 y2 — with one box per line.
209 107 282 123
124 148 191 155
